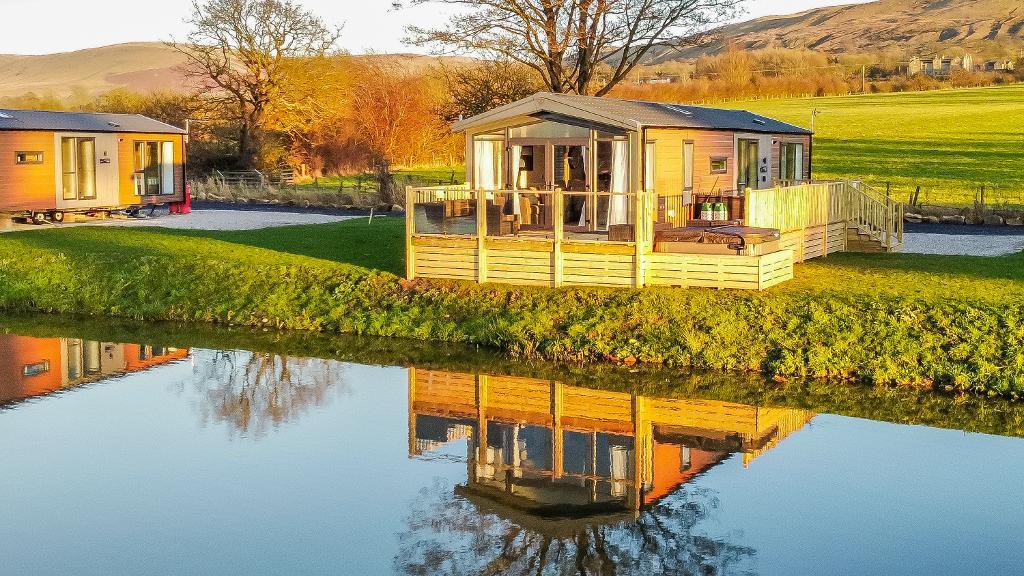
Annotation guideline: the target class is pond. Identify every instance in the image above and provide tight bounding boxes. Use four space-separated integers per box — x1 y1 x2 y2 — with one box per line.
0 318 1023 575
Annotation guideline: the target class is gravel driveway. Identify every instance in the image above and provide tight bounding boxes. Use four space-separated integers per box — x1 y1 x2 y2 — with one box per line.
901 223 1024 256
2 205 364 232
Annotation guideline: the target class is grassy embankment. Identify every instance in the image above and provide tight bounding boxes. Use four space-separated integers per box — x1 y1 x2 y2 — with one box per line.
2 218 1024 399
6 312 1024 438
731 84 1024 207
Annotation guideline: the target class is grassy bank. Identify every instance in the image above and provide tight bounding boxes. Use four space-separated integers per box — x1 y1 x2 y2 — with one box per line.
731 84 1024 207
1 219 1024 398
6 312 1024 438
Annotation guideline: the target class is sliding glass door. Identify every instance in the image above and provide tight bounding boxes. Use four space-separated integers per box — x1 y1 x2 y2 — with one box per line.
61 137 96 201
737 139 759 191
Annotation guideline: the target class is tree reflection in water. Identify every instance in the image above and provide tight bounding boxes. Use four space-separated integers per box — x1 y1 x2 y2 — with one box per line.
183 350 347 438
395 478 755 576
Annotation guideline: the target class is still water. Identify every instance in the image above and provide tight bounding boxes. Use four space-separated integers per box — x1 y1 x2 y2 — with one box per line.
0 326 1022 575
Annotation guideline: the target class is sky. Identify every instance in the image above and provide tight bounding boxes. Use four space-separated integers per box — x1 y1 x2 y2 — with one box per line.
0 0 873 56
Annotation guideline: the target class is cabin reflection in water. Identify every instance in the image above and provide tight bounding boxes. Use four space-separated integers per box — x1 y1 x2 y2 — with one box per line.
409 368 813 521
0 333 189 405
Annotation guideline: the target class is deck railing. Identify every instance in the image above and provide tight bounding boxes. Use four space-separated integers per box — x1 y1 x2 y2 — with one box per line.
747 180 903 250
745 182 833 232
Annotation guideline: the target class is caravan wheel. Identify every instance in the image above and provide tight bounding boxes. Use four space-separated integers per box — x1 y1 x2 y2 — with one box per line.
31 212 48 225
51 211 65 223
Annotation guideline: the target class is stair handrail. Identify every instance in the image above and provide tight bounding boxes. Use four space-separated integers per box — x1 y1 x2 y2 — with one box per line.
841 180 903 249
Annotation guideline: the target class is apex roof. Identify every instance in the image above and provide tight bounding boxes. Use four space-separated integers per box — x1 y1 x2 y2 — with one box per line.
453 92 812 135
0 109 186 135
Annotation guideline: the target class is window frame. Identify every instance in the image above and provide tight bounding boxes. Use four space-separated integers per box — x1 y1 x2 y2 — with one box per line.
710 156 728 175
780 141 805 182
60 136 97 201
15 151 44 165
133 140 174 196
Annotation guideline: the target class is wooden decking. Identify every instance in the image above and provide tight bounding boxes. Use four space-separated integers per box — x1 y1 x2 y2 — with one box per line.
408 368 815 512
406 181 901 290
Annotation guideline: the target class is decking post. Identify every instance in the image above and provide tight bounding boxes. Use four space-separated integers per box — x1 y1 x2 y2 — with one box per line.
405 185 415 280
475 374 489 482
634 191 645 288
553 190 564 287
408 368 417 456
476 189 488 282
551 381 563 478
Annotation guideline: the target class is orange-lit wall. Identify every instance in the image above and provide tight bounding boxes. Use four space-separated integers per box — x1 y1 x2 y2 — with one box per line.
117 133 186 206
645 442 726 504
0 131 58 212
123 345 190 371
0 335 64 404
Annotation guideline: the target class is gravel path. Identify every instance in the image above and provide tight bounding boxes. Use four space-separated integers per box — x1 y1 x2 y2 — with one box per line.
901 223 1024 256
5 203 1023 256
2 206 363 232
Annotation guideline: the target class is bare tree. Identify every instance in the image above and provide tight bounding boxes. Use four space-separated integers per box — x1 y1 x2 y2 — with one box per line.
171 0 341 169
397 0 741 96
440 59 544 121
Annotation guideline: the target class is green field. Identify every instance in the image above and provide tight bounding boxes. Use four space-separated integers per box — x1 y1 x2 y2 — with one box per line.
731 84 1024 207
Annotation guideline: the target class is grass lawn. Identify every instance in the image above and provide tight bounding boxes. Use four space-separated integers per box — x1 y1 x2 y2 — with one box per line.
293 166 463 193
2 219 1024 397
727 84 1024 207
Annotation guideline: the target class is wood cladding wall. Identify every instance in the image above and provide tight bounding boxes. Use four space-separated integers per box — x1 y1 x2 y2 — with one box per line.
0 131 57 211
117 133 186 206
645 128 736 197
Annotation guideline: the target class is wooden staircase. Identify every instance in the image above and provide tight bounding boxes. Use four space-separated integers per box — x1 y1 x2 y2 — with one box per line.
834 181 904 253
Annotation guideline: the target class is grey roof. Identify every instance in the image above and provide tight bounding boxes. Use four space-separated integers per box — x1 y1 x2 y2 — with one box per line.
0 109 186 135
455 92 812 135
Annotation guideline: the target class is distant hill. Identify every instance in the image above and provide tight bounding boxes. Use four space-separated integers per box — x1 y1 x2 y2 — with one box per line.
676 0 1024 59
0 42 473 99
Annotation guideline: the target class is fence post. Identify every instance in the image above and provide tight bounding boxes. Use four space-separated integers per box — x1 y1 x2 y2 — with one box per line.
405 186 415 280
553 190 564 287
634 191 645 288
476 189 488 283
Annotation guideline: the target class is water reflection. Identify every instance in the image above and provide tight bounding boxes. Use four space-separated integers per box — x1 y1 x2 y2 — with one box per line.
401 368 814 574
182 350 347 438
0 333 187 406
2 323 1024 576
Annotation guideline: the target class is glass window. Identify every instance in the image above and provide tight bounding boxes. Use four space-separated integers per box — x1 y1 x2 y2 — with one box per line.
710 157 728 174
780 142 805 182
77 138 96 199
737 139 759 190
61 137 96 200
15 151 43 164
134 141 170 195
644 141 656 193
683 142 694 190
61 137 77 200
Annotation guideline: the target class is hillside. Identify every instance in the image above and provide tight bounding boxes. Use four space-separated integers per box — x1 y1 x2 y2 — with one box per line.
679 0 1024 59
0 43 471 99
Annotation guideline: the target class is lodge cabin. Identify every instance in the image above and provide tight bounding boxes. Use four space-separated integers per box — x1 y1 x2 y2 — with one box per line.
0 109 187 222
0 333 188 407
405 93 903 290
408 368 813 522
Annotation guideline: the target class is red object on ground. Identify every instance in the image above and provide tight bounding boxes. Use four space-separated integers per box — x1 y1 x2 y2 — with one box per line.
170 183 192 214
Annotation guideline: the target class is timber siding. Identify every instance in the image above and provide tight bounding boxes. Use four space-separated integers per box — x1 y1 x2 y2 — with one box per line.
117 133 186 206
770 134 812 183
0 131 57 212
645 128 736 196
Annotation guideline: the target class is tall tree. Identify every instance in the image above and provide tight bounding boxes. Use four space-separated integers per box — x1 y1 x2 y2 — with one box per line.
172 0 341 169
398 0 741 96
